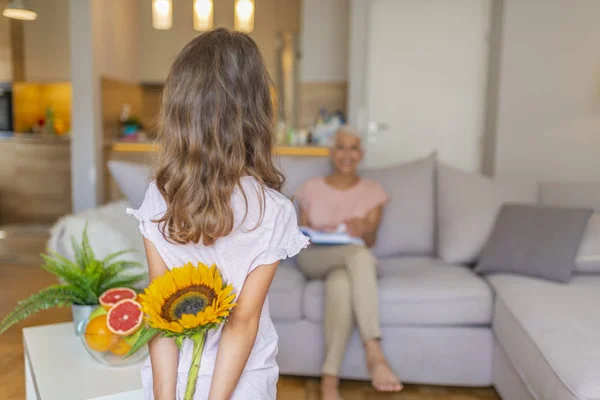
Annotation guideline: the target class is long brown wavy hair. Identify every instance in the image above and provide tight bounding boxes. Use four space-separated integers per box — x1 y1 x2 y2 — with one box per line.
154 28 284 245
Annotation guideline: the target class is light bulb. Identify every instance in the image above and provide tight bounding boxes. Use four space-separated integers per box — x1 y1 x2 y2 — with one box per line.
152 0 172 30
193 0 213 31
234 0 254 33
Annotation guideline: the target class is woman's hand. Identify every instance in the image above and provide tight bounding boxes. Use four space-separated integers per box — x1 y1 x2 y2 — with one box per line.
345 205 384 247
345 218 370 237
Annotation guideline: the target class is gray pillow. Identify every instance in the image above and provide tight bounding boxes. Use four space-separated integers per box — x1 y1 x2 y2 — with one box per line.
476 204 592 283
107 161 152 208
362 153 436 258
576 214 600 273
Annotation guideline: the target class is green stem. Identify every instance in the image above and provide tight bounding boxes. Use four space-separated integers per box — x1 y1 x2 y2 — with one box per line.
184 331 207 400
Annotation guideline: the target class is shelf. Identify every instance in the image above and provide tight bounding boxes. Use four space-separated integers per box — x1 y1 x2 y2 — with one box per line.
110 142 330 157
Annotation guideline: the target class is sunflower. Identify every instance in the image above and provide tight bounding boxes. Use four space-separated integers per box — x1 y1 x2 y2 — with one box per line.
138 262 236 334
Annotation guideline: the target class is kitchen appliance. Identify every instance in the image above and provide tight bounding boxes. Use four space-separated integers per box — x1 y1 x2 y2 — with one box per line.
0 83 13 132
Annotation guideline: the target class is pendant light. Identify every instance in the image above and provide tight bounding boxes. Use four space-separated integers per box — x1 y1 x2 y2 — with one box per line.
152 0 172 30
3 0 37 21
234 0 254 33
193 0 213 31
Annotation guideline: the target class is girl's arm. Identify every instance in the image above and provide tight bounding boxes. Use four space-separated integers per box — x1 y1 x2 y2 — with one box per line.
208 260 280 400
143 237 179 400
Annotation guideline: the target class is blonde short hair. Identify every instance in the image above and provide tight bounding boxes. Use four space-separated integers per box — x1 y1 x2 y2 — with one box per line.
334 125 361 140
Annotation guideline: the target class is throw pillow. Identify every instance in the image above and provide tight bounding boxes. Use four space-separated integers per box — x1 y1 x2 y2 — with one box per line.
576 214 600 273
437 163 538 264
107 161 152 208
476 204 592 283
362 153 436 258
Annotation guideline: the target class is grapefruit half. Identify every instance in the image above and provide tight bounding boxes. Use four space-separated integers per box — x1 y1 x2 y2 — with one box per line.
99 287 137 311
106 299 143 336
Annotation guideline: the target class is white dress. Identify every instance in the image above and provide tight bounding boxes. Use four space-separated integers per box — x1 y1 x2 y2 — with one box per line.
127 177 309 400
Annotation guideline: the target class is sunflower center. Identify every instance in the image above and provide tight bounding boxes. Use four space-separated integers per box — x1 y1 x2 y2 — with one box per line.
161 284 217 322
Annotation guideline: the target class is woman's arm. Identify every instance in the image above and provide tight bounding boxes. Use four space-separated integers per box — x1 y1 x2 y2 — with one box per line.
298 206 310 227
345 204 384 247
143 238 179 400
208 261 280 400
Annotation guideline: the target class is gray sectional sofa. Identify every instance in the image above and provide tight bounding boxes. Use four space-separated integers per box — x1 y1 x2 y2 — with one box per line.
49 155 600 400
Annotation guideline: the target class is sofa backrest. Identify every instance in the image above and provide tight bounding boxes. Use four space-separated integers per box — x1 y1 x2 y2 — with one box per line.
276 155 331 198
540 182 600 212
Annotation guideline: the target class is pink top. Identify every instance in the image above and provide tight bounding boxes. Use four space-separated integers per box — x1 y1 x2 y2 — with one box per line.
295 177 389 231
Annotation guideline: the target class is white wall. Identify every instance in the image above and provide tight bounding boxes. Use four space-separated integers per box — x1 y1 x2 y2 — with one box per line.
348 0 491 171
493 0 600 181
24 0 70 81
300 0 348 82
95 0 140 83
24 0 140 83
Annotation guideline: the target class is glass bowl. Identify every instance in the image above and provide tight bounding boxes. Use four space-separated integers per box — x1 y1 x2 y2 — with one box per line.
76 318 148 367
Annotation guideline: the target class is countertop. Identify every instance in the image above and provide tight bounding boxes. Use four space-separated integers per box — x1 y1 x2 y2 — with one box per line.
110 140 330 157
0 132 70 144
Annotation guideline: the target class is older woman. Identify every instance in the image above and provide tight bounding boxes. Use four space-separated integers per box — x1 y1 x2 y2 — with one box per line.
295 127 402 399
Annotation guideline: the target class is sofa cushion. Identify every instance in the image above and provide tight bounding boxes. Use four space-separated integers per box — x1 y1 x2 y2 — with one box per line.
107 161 152 208
476 204 592 283
268 261 305 321
303 257 493 326
489 274 600 400
437 163 538 264
362 154 436 257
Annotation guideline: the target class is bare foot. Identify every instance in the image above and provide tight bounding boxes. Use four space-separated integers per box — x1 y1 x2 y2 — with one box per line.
365 340 403 392
321 375 343 400
368 360 403 392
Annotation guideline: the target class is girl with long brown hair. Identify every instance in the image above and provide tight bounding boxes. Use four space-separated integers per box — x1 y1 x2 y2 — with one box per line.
127 28 308 399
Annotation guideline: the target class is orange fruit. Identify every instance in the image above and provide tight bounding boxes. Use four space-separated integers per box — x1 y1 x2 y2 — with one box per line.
110 339 132 356
84 315 119 352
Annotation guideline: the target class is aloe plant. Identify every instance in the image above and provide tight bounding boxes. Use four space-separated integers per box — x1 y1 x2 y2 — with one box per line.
0 224 147 334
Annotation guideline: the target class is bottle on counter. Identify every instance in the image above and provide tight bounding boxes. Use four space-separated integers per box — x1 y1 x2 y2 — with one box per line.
42 107 56 135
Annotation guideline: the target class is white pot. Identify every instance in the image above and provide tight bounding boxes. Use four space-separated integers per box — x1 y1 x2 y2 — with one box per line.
71 305 96 336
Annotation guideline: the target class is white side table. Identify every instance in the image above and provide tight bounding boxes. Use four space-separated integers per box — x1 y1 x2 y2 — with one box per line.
23 323 145 400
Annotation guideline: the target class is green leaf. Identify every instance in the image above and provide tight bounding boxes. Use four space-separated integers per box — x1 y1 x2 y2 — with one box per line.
71 235 86 269
175 336 184 350
40 254 86 286
101 250 135 266
99 273 148 293
81 222 95 265
124 326 160 359
47 251 81 270
0 286 78 334
102 260 142 281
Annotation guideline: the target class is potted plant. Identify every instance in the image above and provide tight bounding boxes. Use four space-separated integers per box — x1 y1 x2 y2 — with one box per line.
0 224 147 335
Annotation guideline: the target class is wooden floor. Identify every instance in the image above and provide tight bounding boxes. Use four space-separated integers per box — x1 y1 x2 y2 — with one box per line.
0 226 500 400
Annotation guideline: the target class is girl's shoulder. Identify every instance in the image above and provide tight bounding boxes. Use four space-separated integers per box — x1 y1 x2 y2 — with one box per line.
234 176 296 229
